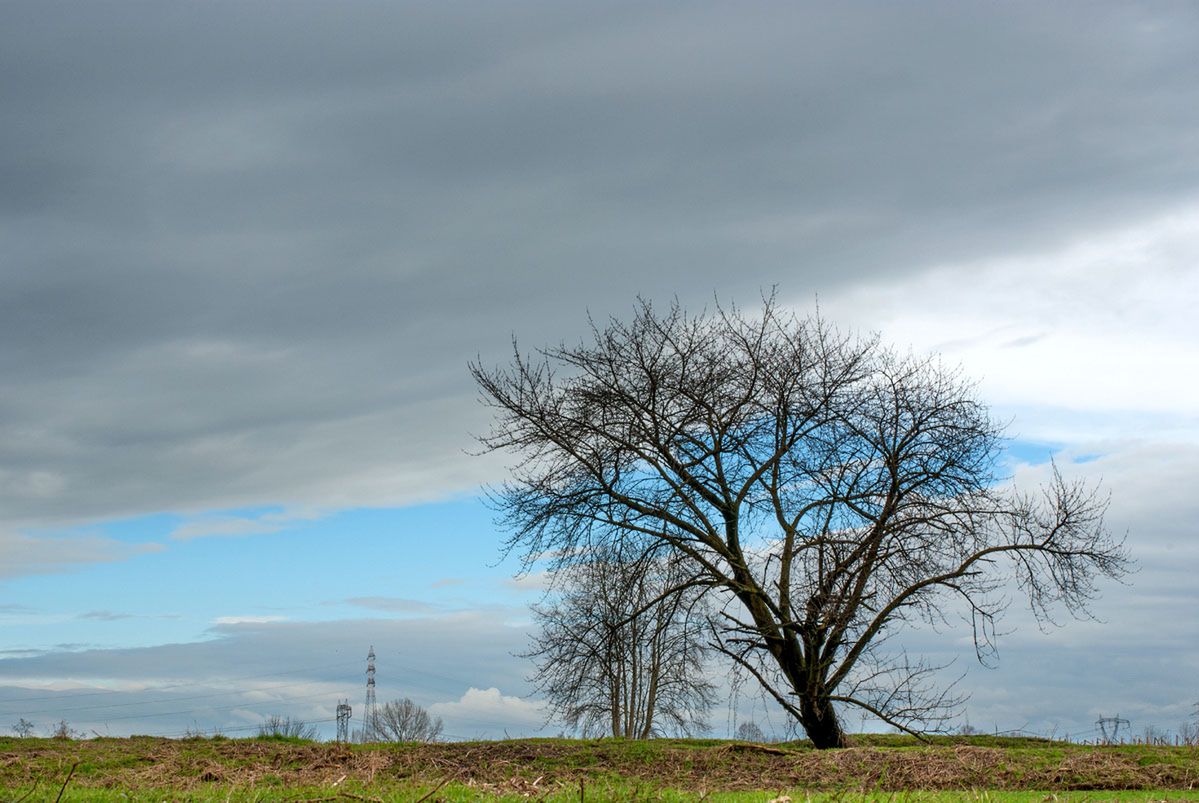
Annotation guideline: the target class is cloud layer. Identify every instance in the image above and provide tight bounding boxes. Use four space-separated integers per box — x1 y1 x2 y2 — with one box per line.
0 531 161 580
1 1 1196 741
1 1 1197 532
0 614 534 739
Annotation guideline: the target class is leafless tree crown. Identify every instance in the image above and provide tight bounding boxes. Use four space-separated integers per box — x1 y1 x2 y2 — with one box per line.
372 698 444 743
473 296 1130 748
256 714 318 740
736 720 767 742
525 542 715 738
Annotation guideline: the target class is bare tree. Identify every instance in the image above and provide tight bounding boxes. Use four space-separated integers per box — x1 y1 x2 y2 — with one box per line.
1180 704 1199 747
472 296 1130 748
736 720 766 742
373 698 443 742
49 719 78 740
257 714 319 740
525 542 715 738
11 718 34 738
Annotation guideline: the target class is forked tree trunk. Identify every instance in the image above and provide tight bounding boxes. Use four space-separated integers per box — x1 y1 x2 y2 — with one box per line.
800 692 848 749
734 569 850 748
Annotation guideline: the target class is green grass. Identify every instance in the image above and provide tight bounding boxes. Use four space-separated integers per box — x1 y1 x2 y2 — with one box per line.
18 785 1199 802
1 735 1196 801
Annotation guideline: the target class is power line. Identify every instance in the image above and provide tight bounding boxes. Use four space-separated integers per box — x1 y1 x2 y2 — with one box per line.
1097 715 1130 744
0 674 357 718
83 688 345 726
0 658 362 707
1 653 487 712
159 716 340 739
2 649 532 739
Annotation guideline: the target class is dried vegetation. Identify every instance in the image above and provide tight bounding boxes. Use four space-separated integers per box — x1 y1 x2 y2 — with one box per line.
1 736 1197 799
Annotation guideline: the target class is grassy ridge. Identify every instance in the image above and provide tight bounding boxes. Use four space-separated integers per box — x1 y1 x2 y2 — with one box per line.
1 735 1197 801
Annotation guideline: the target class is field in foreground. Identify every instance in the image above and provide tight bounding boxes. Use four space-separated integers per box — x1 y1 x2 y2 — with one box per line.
1 735 1198 801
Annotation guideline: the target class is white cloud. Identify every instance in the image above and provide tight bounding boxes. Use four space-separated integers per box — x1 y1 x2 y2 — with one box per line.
502 571 551 593
0 530 162 580
881 438 1199 735
212 615 286 626
170 508 326 540
171 517 285 540
0 613 535 737
819 204 1199 443
428 687 546 737
77 611 134 621
343 597 437 614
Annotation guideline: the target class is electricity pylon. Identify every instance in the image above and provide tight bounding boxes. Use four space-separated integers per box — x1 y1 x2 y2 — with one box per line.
360 645 378 743
1096 715 1130 744
335 699 352 743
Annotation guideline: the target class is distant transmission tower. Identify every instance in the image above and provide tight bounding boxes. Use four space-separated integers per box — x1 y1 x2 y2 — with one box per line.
360 645 379 743
335 699 352 743
1097 715 1130 744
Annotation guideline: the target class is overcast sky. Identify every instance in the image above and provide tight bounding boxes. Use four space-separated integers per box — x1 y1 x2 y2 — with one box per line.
1 1 1197 741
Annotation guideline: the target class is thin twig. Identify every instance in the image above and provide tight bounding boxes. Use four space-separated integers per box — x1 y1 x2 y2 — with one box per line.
413 775 454 803
10 777 39 803
337 793 384 803
54 762 79 803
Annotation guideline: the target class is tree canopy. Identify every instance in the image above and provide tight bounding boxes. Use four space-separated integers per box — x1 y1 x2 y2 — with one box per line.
525 542 714 738
473 296 1129 748
372 698 444 743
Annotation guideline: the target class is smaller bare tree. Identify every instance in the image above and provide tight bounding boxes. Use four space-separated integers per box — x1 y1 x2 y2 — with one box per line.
256 715 318 740
735 721 766 742
1183 702 1199 747
49 720 78 740
11 718 35 738
525 542 716 738
1180 716 1198 747
373 698 443 742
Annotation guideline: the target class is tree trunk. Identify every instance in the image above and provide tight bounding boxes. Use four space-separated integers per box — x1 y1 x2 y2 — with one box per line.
609 673 621 738
731 569 849 749
800 692 848 749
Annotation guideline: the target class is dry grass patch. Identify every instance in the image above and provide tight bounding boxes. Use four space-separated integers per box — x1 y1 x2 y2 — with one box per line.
1 736 1197 798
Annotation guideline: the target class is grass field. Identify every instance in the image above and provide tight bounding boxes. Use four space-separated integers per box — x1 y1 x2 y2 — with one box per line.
2 734 1197 801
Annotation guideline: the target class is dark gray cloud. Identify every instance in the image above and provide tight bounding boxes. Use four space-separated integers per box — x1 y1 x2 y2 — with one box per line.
1 1 1197 530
